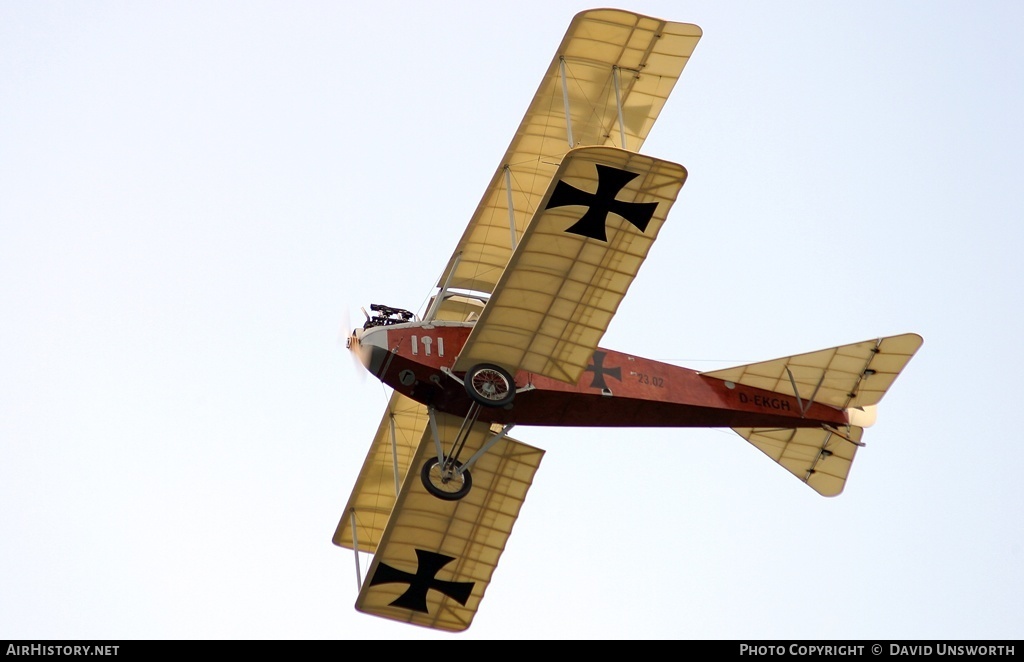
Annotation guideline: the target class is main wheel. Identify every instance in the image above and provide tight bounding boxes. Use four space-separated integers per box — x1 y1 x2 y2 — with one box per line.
464 363 515 407
421 456 473 501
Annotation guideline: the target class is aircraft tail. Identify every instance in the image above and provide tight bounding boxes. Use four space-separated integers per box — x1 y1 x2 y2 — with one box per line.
701 333 923 496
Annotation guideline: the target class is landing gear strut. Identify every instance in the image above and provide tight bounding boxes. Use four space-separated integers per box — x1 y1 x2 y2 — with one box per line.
418 404 517 502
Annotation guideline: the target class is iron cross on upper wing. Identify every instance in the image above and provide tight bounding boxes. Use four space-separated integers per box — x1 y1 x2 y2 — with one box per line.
546 164 659 242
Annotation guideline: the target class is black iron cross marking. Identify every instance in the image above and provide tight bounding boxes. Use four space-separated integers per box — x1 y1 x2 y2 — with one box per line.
585 351 621 391
545 164 658 242
368 549 474 613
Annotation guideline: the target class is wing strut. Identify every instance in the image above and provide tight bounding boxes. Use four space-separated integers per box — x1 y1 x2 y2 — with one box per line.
558 57 574 147
612 66 626 148
503 166 518 251
423 252 462 323
349 508 363 590
388 414 400 494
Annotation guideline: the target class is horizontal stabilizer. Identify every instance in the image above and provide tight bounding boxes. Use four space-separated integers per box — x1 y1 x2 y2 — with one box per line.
709 333 923 496
702 333 923 410
733 425 864 497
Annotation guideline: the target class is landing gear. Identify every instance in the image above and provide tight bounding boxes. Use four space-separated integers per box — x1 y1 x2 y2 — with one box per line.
419 401 517 502
421 456 473 501
464 363 515 407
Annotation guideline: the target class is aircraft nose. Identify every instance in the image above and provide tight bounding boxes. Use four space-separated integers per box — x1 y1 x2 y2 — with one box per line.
346 329 373 375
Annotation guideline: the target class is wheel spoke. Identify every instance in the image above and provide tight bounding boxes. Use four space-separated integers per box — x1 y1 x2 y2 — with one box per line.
465 364 515 406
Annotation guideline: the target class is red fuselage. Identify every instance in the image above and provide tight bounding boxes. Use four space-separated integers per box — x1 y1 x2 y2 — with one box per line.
353 321 848 430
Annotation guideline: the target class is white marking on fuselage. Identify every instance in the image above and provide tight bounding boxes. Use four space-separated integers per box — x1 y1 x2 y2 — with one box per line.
411 331 444 358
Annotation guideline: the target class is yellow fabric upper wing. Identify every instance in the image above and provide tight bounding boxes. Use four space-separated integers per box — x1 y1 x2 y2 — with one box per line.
453 146 686 384
355 413 544 632
437 8 701 297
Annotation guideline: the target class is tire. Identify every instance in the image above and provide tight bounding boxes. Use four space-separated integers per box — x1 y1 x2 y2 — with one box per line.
421 456 473 501
464 363 515 407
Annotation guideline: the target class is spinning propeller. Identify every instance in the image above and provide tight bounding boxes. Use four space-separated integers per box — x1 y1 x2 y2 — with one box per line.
340 305 370 382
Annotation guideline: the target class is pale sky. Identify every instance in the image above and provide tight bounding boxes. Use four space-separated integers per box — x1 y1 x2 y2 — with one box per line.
2 0 1022 640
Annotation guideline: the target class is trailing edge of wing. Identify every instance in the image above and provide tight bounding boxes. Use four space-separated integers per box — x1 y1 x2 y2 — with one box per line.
733 425 864 497
701 333 924 410
333 393 428 554
356 413 544 632
453 146 686 384
437 9 701 297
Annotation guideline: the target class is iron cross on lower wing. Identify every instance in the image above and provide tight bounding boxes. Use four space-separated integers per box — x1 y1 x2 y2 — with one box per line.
368 549 473 613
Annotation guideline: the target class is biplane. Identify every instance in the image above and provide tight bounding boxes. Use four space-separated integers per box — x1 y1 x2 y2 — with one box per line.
332 8 923 632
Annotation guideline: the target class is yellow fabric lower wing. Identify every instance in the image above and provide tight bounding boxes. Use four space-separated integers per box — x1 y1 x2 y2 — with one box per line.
453 145 686 385
355 413 544 632
333 393 429 554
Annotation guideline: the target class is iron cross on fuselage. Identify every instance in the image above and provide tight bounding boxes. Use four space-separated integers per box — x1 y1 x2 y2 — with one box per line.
585 350 621 393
